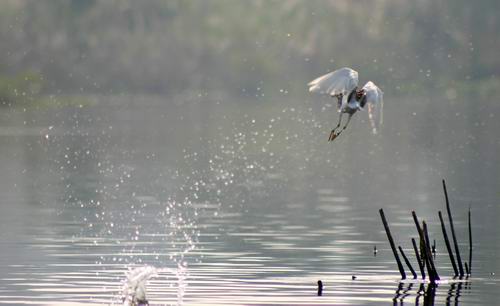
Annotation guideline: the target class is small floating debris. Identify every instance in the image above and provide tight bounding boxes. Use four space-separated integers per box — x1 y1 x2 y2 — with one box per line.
317 280 323 296
352 275 357 280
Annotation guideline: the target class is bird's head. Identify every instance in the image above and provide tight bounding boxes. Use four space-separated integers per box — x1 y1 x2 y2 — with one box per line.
355 89 365 100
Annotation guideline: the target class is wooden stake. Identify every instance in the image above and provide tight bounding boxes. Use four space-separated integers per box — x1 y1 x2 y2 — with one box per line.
379 209 406 279
468 208 472 275
412 237 425 279
423 221 440 281
399 246 417 279
439 211 458 276
412 211 436 282
443 179 464 277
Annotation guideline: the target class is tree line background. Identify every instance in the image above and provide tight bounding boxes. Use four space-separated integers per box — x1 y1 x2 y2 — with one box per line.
0 0 499 196
0 0 498 101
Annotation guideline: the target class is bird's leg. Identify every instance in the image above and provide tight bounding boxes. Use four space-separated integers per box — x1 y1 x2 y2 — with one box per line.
331 114 353 140
337 94 343 109
341 114 353 131
329 112 343 141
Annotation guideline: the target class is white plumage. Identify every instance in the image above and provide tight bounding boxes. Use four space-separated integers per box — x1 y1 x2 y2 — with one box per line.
308 67 384 140
362 80 384 133
308 67 359 97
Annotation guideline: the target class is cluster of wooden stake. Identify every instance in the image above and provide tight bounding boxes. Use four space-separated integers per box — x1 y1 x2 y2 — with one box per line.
379 179 472 283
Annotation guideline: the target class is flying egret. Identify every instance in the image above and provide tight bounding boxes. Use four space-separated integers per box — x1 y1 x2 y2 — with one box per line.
308 67 384 141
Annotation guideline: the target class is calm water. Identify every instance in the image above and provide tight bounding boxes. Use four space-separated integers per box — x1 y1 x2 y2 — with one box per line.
0 95 499 305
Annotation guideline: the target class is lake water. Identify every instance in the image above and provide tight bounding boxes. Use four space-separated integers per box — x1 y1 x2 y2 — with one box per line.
0 95 498 305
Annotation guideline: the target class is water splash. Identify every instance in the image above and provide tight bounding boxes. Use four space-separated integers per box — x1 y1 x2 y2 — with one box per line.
117 263 187 306
120 266 157 306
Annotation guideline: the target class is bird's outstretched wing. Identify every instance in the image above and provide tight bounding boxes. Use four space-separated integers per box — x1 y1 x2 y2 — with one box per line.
361 81 384 134
308 67 359 97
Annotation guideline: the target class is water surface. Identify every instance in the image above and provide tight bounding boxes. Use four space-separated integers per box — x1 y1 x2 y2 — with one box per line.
0 95 498 305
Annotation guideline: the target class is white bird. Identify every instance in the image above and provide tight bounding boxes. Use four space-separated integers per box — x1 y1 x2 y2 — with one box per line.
308 67 384 141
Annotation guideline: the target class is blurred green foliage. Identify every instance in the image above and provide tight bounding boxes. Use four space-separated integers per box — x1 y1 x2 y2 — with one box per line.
0 0 499 99
0 71 42 105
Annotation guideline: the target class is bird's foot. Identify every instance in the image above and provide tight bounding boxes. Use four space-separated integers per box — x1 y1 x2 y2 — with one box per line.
328 130 338 141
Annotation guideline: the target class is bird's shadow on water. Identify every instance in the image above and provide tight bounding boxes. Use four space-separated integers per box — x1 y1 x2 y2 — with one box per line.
393 279 470 306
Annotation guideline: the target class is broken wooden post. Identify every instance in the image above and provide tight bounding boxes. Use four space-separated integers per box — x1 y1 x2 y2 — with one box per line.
379 209 406 279
411 237 425 279
443 179 464 277
468 207 472 275
439 211 458 276
423 221 440 281
399 246 417 279
412 211 437 282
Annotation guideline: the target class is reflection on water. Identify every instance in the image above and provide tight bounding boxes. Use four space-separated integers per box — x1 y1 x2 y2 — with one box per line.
390 279 472 306
0 96 499 305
